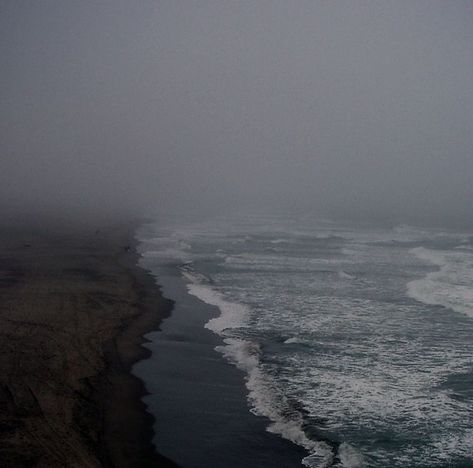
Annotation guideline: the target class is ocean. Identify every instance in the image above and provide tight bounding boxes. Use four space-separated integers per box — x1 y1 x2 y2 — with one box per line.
134 214 473 467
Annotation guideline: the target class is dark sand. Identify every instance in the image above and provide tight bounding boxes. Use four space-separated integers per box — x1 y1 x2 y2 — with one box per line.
0 222 177 467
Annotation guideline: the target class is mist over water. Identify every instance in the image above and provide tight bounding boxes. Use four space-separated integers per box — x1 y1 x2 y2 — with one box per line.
138 215 473 467
3 3 473 468
1 1 473 226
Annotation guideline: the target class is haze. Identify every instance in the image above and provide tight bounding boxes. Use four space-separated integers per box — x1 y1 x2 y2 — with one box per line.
2 1 473 226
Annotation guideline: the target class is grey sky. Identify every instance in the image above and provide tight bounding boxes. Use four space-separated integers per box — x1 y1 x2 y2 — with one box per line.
1 1 473 225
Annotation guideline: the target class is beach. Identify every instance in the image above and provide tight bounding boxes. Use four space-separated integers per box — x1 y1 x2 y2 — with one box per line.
0 220 177 467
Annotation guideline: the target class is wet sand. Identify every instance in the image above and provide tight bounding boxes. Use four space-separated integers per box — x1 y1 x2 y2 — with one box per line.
0 221 177 467
134 261 309 467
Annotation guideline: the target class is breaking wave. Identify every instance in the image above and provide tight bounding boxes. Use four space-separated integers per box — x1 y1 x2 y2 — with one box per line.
182 270 346 467
407 247 473 318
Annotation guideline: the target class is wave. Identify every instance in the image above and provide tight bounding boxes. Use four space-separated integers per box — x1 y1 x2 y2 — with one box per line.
284 337 309 345
338 270 355 280
139 217 473 467
216 337 336 467
136 228 192 262
454 244 473 251
338 443 366 468
182 273 343 467
391 224 468 242
223 253 345 271
270 238 291 244
185 282 249 333
407 247 473 318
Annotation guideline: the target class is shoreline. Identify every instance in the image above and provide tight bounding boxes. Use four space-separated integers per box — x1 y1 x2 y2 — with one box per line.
0 220 178 467
134 255 308 467
94 227 179 467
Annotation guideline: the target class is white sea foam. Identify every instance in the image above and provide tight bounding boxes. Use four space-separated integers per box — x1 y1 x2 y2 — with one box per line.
184 272 336 467
454 244 473 251
215 338 260 372
270 238 291 244
407 247 473 318
186 282 249 333
139 216 473 467
338 270 355 280
338 443 366 468
216 338 335 468
284 337 308 345
430 429 473 462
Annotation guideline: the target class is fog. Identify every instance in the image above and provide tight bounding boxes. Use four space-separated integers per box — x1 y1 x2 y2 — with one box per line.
2 1 473 226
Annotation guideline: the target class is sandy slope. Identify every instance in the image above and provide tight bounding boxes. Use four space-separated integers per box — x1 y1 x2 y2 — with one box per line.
0 223 176 467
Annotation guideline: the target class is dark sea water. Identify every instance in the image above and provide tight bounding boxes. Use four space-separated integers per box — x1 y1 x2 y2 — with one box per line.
135 215 473 467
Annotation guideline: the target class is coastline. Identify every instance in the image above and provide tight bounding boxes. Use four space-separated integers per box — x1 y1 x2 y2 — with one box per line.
0 220 177 467
134 255 308 467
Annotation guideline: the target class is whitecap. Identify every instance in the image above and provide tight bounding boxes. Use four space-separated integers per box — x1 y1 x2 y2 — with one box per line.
407 247 473 318
338 270 355 280
338 443 366 468
186 283 249 333
284 337 309 345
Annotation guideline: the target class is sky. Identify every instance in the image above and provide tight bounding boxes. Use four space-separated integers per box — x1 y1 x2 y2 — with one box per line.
1 1 473 225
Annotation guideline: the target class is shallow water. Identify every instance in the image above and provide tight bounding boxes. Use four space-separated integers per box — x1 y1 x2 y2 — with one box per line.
137 215 473 467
